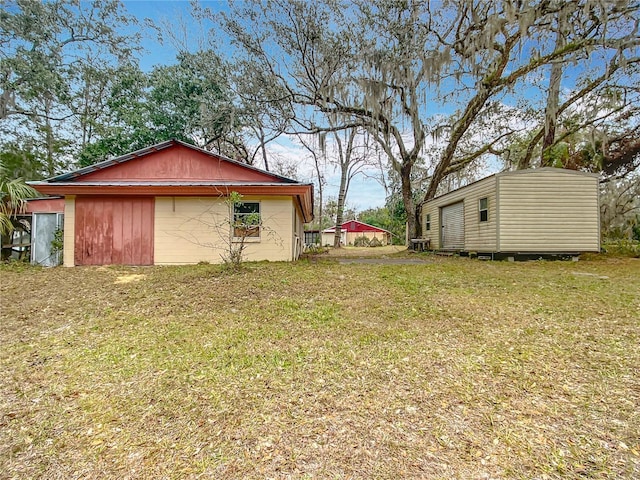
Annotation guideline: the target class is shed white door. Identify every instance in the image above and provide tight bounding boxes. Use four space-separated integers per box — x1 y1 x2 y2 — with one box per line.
441 201 464 250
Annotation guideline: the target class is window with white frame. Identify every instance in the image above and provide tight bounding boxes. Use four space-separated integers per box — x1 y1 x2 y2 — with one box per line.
425 213 431 231
479 197 488 222
233 202 261 238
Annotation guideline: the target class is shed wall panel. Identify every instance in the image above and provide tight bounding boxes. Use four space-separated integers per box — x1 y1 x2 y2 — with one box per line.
497 170 599 252
154 196 294 265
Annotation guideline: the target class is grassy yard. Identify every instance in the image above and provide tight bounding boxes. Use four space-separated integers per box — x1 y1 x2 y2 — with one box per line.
1 255 639 479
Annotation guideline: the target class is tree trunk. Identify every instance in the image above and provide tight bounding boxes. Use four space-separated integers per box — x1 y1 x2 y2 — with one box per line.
333 159 349 248
541 25 565 167
400 161 417 244
258 126 269 171
315 170 323 240
44 102 56 177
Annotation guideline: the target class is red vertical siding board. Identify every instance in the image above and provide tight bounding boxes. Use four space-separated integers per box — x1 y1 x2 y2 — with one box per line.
146 198 154 265
139 198 152 265
88 200 98 265
94 200 105 265
122 200 132 264
104 200 115 266
95 200 106 265
74 200 85 266
131 200 141 264
112 200 123 265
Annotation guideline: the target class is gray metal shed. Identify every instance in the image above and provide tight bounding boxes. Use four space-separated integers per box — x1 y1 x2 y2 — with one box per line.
421 168 600 255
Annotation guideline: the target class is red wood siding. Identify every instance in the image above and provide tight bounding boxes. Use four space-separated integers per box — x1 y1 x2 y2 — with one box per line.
80 144 282 183
25 198 65 213
75 197 154 266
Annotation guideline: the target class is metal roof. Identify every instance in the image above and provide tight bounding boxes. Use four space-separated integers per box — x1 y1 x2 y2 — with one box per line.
29 181 312 187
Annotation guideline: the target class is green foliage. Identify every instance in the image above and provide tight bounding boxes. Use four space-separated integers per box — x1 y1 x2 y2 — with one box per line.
542 142 570 168
602 240 640 258
633 218 640 242
0 159 39 237
369 237 383 247
1 0 140 176
78 51 244 166
353 236 370 247
0 141 44 180
50 227 64 264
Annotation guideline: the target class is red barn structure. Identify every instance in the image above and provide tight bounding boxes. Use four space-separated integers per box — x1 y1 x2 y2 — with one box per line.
322 220 391 246
29 140 313 266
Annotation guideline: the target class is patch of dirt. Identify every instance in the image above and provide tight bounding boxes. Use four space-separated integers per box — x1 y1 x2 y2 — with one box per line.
335 257 431 265
114 274 147 284
324 245 407 257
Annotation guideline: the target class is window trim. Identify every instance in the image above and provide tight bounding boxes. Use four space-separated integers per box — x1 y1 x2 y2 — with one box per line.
479 197 488 222
425 213 431 231
233 201 261 241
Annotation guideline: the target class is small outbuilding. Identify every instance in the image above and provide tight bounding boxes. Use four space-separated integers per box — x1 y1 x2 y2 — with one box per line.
420 168 600 257
29 140 313 266
322 220 391 246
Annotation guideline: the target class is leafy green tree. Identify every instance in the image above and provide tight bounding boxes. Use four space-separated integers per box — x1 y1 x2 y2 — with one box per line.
359 206 405 245
79 51 245 165
600 176 640 241
0 158 38 259
0 0 138 120
1 0 140 176
0 140 44 180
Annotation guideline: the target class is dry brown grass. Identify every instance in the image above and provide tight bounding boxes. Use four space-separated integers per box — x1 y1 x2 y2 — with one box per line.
1 256 639 479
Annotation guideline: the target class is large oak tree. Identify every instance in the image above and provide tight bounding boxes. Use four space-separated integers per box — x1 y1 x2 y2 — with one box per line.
222 0 639 239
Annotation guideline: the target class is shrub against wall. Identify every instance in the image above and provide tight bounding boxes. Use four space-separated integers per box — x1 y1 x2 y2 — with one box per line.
353 236 370 247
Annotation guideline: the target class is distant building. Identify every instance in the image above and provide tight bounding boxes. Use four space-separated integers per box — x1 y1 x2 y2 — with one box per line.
322 220 391 246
